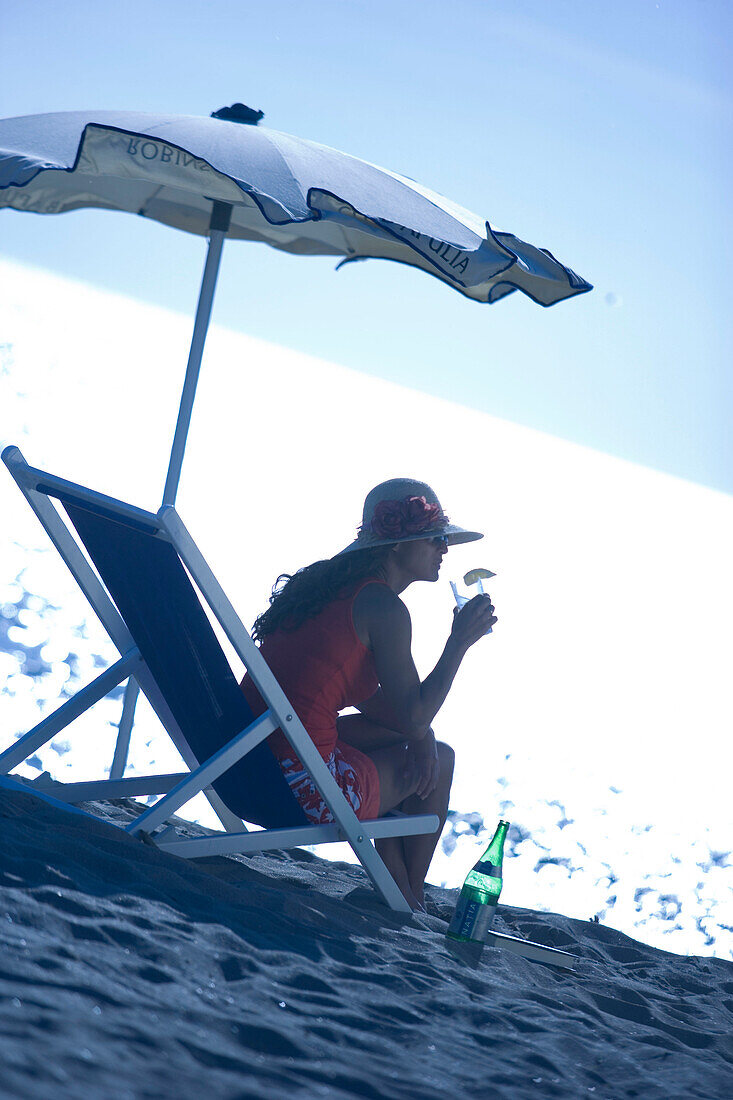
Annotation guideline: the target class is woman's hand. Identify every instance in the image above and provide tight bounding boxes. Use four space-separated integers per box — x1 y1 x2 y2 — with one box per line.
450 594 497 650
405 727 440 799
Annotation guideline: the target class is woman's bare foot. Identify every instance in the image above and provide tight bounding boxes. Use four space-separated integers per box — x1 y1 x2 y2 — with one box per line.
389 869 422 911
409 881 426 911
375 837 423 910
392 867 422 911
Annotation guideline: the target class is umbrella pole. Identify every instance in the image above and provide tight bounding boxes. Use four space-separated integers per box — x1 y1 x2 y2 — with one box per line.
162 201 233 507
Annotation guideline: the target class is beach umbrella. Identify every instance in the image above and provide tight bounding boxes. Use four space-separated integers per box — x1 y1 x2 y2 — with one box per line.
0 105 592 505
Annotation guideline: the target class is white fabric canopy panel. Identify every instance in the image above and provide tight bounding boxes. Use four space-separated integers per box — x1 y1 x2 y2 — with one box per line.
0 111 591 307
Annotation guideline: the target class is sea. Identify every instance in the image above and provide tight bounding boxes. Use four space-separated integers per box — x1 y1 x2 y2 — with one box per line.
1 261 731 961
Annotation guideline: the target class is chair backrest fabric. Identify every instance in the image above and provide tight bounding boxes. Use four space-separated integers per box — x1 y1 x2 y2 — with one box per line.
62 498 307 829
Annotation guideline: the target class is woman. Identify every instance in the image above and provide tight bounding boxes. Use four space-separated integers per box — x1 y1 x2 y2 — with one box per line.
241 477 496 910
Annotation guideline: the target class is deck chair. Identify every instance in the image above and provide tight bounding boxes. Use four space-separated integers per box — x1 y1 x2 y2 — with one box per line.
0 445 439 913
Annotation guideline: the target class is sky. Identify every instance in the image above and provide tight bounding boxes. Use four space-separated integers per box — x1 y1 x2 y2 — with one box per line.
1 0 732 494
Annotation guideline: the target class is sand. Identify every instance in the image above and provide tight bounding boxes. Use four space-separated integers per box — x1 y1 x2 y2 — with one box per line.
1 784 732 1100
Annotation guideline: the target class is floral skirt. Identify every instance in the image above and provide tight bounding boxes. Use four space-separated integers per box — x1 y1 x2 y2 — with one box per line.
278 740 381 824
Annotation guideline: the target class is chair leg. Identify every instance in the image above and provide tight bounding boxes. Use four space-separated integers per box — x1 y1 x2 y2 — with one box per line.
125 711 276 837
110 678 139 780
0 649 142 773
202 787 247 833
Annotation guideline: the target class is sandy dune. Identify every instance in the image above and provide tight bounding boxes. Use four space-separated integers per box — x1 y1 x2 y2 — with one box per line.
1 785 732 1100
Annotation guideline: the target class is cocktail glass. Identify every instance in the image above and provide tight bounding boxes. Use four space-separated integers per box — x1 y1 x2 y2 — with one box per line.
450 568 496 634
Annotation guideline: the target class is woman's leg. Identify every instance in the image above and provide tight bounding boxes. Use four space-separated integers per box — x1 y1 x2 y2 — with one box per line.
337 714 422 813
400 741 455 906
336 712 407 752
337 715 454 909
337 714 425 908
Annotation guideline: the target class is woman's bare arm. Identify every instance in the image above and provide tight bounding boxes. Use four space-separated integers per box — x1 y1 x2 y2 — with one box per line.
355 688 406 732
354 583 495 739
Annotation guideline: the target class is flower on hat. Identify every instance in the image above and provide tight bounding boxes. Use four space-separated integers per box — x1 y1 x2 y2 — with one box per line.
366 495 447 541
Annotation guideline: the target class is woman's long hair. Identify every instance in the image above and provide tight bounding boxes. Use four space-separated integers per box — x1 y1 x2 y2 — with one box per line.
252 545 393 642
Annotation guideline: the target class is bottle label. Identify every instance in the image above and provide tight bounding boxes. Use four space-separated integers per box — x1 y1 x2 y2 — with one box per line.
447 894 497 941
471 861 501 878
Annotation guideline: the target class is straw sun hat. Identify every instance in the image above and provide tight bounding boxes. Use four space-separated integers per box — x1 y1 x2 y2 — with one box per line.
339 478 483 554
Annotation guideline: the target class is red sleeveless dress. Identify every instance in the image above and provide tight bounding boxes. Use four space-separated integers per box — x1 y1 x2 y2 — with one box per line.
240 578 384 823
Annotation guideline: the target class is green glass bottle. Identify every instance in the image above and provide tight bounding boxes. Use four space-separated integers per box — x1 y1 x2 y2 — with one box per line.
446 819 510 943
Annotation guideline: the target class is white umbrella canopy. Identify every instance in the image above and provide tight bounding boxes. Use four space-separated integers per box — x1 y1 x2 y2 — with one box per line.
0 104 592 501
